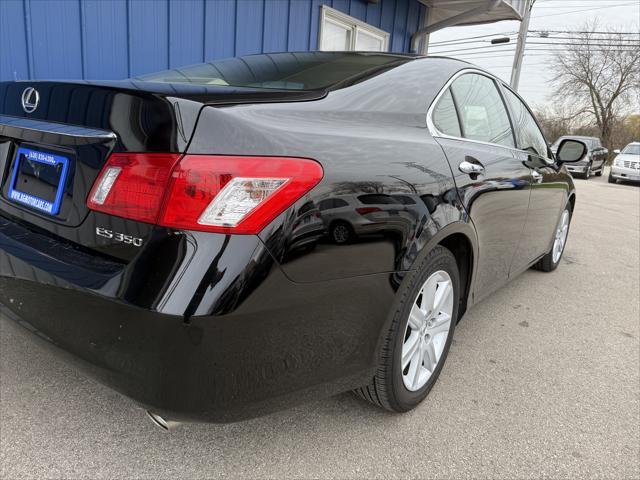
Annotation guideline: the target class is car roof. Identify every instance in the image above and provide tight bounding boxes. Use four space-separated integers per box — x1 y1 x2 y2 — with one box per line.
559 135 598 141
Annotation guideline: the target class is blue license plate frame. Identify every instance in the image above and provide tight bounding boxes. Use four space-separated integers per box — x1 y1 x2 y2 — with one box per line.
8 147 70 216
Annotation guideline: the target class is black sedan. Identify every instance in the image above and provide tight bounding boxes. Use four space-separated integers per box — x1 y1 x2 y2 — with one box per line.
0 52 586 427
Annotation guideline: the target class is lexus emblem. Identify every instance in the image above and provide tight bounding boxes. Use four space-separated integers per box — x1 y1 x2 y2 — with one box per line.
21 87 40 113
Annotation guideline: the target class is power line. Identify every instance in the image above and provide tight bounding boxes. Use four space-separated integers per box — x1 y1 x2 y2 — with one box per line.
448 53 553 60
429 44 638 55
429 32 518 45
432 36 640 47
428 30 639 48
533 2 639 18
426 37 518 48
429 44 520 54
528 36 640 41
535 1 636 6
537 0 636 2
526 41 640 47
530 30 640 35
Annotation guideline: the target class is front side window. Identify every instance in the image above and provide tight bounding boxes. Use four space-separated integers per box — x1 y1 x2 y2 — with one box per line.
502 87 548 158
449 74 515 147
320 6 389 52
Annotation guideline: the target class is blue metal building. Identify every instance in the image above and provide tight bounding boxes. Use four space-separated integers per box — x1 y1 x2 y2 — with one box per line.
0 0 525 82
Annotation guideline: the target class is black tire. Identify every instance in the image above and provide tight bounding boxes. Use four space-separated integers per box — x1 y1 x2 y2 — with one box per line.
330 221 354 244
608 172 617 184
354 246 460 412
582 162 592 180
533 203 572 272
595 163 603 176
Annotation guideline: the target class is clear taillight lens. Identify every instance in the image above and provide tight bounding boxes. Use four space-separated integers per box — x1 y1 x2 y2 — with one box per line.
198 178 288 227
87 153 323 234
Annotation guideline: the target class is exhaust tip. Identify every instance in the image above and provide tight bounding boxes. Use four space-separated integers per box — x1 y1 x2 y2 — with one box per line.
146 410 181 431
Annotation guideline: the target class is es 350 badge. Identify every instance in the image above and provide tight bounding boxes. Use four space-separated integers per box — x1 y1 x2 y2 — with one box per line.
96 227 144 247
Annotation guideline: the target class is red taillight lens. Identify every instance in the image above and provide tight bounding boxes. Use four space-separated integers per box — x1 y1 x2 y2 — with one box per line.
87 154 323 234
356 207 382 216
87 153 181 223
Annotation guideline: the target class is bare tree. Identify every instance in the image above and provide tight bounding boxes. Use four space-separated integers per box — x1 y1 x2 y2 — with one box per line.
550 24 640 151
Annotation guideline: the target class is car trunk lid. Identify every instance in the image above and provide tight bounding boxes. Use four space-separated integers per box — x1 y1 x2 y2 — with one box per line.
0 80 325 234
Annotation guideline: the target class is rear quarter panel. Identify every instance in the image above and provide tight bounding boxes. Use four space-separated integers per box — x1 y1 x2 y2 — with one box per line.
186 59 471 283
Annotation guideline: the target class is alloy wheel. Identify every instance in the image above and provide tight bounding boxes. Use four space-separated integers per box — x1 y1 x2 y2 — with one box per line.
552 209 570 264
332 225 350 243
401 270 454 392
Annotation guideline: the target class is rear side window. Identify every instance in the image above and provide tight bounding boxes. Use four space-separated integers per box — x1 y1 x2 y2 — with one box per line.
449 74 514 147
502 88 548 158
432 89 461 137
318 198 349 210
358 194 399 205
392 195 416 205
298 201 316 215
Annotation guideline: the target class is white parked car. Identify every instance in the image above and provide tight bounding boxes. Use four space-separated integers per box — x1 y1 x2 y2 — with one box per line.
609 142 640 184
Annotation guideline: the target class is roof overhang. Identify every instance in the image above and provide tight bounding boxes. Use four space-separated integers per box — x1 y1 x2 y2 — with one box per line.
420 0 527 27
412 0 528 51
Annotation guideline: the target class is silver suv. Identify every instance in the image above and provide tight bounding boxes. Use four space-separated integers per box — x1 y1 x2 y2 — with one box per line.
609 142 640 184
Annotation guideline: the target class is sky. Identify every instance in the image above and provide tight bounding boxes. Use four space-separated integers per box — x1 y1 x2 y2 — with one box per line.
428 0 640 110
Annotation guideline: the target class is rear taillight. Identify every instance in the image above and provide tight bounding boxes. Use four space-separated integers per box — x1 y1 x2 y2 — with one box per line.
87 154 323 234
87 153 182 223
356 207 382 216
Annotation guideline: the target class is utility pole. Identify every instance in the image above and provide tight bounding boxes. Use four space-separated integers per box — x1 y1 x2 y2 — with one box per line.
510 0 534 92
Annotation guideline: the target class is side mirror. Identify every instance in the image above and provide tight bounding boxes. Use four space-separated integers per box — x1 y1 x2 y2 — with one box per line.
556 139 588 163
614 149 621 154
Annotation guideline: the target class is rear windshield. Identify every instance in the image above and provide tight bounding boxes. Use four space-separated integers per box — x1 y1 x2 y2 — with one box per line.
136 52 412 90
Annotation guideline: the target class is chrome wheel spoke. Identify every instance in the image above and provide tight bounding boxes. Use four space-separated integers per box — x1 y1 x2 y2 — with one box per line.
423 339 438 372
408 304 425 330
407 347 423 389
432 280 451 314
552 209 570 263
401 270 454 392
428 312 451 336
402 331 421 370
420 277 438 315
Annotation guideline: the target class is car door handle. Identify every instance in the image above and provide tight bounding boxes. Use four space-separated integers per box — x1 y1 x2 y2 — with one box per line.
532 170 543 183
459 160 485 176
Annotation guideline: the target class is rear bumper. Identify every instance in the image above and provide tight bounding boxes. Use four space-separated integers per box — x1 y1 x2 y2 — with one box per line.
0 214 394 423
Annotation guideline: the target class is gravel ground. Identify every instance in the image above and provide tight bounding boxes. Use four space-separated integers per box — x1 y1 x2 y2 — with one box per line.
1 172 639 479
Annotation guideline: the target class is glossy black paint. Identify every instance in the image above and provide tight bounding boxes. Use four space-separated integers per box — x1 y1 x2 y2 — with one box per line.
0 54 575 423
